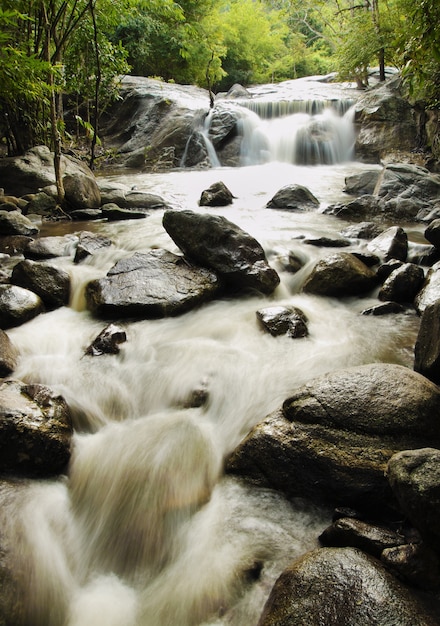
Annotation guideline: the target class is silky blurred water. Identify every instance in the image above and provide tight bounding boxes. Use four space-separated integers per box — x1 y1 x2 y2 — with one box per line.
4 159 420 626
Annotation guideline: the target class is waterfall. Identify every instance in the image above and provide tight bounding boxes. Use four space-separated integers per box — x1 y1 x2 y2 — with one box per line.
236 98 356 166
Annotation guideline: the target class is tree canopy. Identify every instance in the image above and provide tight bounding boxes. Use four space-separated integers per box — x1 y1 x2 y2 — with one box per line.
0 0 439 158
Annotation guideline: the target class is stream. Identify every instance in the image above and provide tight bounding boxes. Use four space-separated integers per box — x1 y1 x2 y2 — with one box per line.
4 119 421 624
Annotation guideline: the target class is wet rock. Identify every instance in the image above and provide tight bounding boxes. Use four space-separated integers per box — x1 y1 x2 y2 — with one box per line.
0 211 39 237
85 324 127 356
207 105 239 149
162 209 280 295
0 379 72 476
257 547 439 626
74 231 113 263
425 219 440 249
387 448 440 553
0 235 33 256
378 262 425 304
280 250 306 273
0 284 44 329
282 363 440 442
24 191 57 216
11 259 70 309
407 243 440 267
302 252 377 297
70 208 103 221
199 181 235 207
85 249 221 319
24 235 78 260
0 145 101 210
319 517 405 558
256 306 308 338
266 184 320 211
0 329 18 377
340 221 383 240
415 263 440 313
101 203 147 221
376 163 440 204
381 542 440 591
414 300 440 384
343 169 381 195
361 301 406 315
323 195 384 220
376 258 404 281
303 235 351 247
367 225 408 262
98 182 169 211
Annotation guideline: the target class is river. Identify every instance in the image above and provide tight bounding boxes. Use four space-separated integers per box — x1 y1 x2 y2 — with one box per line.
4 157 421 623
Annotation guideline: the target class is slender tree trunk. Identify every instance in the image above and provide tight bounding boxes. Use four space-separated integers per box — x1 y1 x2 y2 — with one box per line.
89 0 101 170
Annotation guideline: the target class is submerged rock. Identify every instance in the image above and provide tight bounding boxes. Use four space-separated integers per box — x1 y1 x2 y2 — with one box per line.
163 209 280 295
85 249 221 319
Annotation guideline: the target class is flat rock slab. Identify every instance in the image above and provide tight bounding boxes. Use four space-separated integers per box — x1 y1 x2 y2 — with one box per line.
85 249 221 319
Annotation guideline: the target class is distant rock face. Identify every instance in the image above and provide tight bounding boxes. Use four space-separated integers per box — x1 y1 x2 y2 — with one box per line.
162 209 280 295
85 249 221 319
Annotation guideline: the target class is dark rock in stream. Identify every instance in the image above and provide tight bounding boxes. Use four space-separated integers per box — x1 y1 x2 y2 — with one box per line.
24 235 78 260
415 263 440 313
85 249 221 319
302 252 377 297
0 211 39 237
226 363 440 516
378 262 425 304
0 379 73 476
85 323 127 356
257 547 439 626
256 305 308 338
74 231 113 263
162 209 280 295
414 300 440 384
11 259 70 309
266 184 320 211
199 181 235 207
367 225 408 262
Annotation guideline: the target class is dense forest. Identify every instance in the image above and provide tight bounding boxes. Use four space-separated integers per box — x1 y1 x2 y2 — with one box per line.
1 0 439 161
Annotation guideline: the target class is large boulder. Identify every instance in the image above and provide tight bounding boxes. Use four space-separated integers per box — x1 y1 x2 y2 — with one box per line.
302 252 377 297
0 146 101 210
266 185 320 211
162 209 280 295
414 300 440 384
227 364 440 515
11 259 70 309
0 379 72 476
0 210 39 237
387 448 440 553
257 547 439 626
378 262 425 304
85 249 221 319
354 78 418 162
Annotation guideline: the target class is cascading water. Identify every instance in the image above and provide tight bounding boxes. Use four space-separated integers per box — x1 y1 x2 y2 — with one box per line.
236 98 356 166
1 82 420 626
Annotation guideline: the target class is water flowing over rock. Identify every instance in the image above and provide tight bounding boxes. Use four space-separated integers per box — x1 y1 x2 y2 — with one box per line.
0 379 72 476
257 547 439 626
85 249 221 319
162 209 280 295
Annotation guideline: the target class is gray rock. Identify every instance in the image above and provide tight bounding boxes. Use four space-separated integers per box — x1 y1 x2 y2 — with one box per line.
378 262 425 304
0 329 18 377
323 195 384 220
0 210 39 237
361 301 406 315
25 235 78 260
367 225 408 261
98 184 168 210
11 259 70 309
415 264 440 313
85 249 221 319
302 252 377 297
387 448 440 553
199 181 235 207
0 284 44 329
303 235 351 248
257 547 438 626
24 191 57 216
266 184 320 211
162 209 280 295
344 169 381 195
340 221 383 240
256 306 308 338
414 300 440 384
0 379 72 476
74 231 113 263
101 203 147 221
425 219 440 249
376 163 440 203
